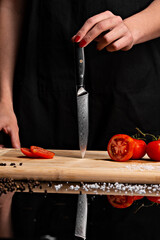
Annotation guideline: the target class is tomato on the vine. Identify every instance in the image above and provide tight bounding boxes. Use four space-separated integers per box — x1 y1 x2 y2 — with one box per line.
107 134 135 161
131 139 146 159
146 141 160 161
133 196 144 201
107 195 134 208
147 196 160 204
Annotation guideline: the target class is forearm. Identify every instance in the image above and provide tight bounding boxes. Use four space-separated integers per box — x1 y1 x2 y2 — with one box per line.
124 0 160 45
0 0 25 107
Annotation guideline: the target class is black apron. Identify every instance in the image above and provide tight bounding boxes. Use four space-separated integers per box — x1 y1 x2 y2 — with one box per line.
12 0 160 239
13 0 160 150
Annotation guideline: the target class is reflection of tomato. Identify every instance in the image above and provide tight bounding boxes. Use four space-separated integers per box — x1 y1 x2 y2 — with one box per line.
21 148 38 158
131 139 146 159
146 141 160 161
107 134 135 161
133 196 144 201
107 195 134 208
147 196 160 203
30 146 55 159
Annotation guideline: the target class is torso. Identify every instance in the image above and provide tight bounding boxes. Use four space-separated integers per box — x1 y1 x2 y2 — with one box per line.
13 0 160 149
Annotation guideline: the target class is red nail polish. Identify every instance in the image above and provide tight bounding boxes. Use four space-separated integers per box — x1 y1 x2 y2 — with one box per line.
74 35 81 42
79 39 87 48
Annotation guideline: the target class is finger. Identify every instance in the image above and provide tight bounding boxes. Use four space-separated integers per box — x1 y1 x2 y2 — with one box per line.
79 16 123 48
9 128 21 149
72 10 113 42
0 191 15 206
106 35 133 52
97 23 128 50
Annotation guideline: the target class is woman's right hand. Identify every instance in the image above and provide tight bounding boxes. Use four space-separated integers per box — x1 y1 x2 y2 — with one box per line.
0 102 20 148
72 10 134 52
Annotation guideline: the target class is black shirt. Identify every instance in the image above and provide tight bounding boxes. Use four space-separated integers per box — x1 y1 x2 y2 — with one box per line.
13 0 160 151
11 1 160 240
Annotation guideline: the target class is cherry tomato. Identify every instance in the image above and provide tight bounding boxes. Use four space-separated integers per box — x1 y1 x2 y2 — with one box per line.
21 148 38 158
133 196 144 201
107 195 134 208
107 134 135 161
146 140 160 161
30 146 55 159
147 196 160 204
131 139 146 159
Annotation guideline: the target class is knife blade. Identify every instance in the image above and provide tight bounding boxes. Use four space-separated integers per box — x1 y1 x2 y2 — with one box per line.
75 44 89 158
75 194 88 239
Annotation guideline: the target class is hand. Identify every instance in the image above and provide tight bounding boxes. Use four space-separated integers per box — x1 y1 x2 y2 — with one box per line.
0 102 20 148
72 11 134 52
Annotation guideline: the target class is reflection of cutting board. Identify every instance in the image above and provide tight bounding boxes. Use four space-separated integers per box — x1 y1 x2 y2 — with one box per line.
0 149 160 184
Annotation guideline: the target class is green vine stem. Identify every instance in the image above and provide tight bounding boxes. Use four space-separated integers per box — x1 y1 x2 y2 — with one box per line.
134 127 158 141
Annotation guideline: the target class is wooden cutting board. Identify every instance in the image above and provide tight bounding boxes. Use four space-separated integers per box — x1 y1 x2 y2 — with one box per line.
0 149 160 184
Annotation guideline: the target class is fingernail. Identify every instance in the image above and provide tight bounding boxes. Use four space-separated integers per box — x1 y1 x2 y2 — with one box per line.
74 35 81 42
79 39 87 48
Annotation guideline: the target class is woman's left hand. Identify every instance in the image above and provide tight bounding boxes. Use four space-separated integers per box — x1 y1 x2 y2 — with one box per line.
72 10 134 52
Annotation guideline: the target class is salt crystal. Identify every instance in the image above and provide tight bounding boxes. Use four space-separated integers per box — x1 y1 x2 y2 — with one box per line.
69 185 74 190
138 189 146 194
75 185 80 191
54 184 63 191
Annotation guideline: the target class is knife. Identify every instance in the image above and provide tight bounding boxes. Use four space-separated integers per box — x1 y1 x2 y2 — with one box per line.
75 193 88 239
75 44 89 158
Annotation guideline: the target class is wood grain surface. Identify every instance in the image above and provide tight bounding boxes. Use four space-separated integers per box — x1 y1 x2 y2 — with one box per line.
0 149 160 184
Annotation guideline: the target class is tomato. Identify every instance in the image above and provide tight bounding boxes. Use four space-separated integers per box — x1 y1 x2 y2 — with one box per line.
107 195 134 208
133 196 144 201
21 148 38 158
146 140 160 161
21 146 55 159
107 134 135 161
131 139 146 159
30 146 55 159
147 196 160 204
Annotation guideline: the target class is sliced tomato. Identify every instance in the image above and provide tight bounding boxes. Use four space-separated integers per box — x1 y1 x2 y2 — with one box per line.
133 196 144 201
146 140 160 161
107 134 135 161
21 148 38 158
147 196 160 204
30 146 55 159
107 195 134 208
131 139 146 159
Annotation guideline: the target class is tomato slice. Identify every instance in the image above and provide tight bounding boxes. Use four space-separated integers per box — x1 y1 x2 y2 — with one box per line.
30 146 55 159
147 196 160 204
107 134 135 161
21 148 38 158
107 195 134 208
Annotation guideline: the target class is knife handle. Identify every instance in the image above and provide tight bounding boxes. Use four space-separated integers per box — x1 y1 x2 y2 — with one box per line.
75 44 85 88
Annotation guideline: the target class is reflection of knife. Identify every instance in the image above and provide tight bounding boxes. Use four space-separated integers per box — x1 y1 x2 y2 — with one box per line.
75 44 89 158
75 194 88 239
